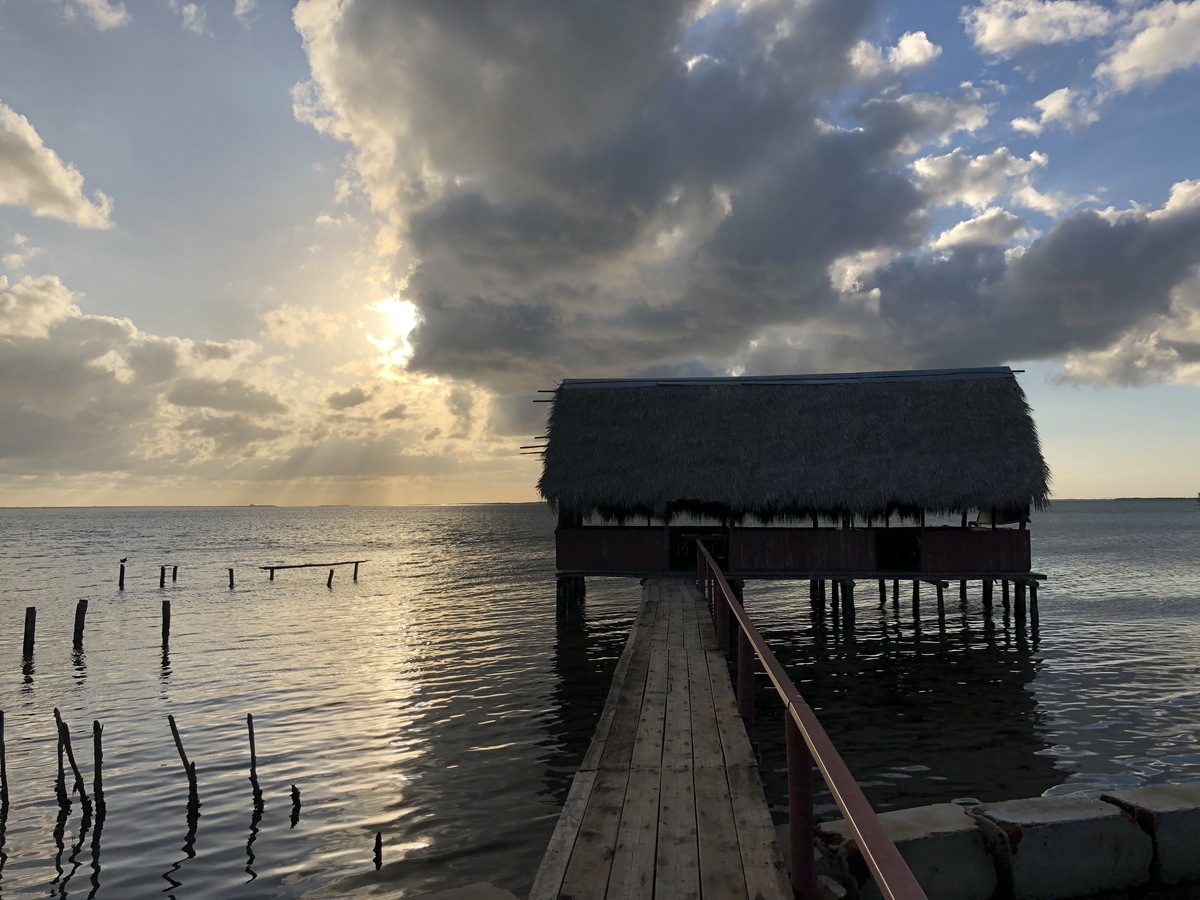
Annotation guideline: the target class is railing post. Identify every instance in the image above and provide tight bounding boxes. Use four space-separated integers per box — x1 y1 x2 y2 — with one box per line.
787 712 816 900
737 628 754 734
715 583 729 652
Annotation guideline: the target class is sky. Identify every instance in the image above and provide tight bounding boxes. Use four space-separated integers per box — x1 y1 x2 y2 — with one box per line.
1 0 1199 507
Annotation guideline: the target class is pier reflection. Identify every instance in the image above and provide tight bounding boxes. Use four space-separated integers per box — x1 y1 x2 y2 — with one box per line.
544 584 637 806
750 582 1060 820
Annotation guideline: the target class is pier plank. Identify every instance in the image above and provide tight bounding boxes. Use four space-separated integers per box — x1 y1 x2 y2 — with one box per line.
655 764 700 900
605 766 662 899
534 577 789 900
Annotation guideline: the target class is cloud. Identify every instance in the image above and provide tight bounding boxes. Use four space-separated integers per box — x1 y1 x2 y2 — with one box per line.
234 0 258 27
380 403 408 420
262 303 343 347
0 103 114 228
327 385 372 410
962 0 1114 55
1011 86 1099 134
913 147 1056 210
930 207 1032 249
1095 0 1200 92
169 1 207 34
0 274 80 337
60 0 129 29
2 233 42 271
850 31 942 80
168 377 288 415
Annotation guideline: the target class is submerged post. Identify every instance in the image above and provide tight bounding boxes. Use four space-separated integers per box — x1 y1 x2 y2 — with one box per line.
162 600 171 648
93 720 105 819
73 599 88 651
160 566 166 589
22 607 36 659
353 562 360 582
172 565 178 583
228 568 235 590
118 563 125 591
327 569 334 589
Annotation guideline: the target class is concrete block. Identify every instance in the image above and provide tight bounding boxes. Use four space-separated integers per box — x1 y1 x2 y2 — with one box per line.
816 803 996 900
1103 783 1200 884
974 796 1152 899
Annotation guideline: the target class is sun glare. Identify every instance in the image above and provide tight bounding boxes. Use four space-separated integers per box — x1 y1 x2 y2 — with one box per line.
369 296 422 367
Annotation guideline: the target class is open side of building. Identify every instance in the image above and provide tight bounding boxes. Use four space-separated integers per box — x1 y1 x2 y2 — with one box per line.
536 367 1051 587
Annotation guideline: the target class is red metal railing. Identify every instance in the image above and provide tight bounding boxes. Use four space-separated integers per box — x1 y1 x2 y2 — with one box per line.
696 541 928 900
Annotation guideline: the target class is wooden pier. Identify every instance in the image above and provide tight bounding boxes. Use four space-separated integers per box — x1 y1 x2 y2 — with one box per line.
531 576 790 899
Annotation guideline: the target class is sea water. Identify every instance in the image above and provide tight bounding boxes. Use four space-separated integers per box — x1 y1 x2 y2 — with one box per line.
0 499 1196 897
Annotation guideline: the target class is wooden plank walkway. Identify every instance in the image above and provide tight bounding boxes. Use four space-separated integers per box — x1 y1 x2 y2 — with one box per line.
531 577 791 899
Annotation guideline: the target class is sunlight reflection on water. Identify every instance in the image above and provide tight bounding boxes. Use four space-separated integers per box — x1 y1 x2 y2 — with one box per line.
0 499 1198 896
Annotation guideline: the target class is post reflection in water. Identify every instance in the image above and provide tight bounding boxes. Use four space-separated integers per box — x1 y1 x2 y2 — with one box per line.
749 580 1058 823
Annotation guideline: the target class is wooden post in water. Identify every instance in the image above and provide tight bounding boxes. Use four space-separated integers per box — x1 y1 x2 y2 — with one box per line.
54 709 92 820
1015 582 1027 627
160 566 166 588
327 569 334 589
228 568 235 590
891 578 899 610
842 580 856 634
73 599 88 651
172 565 178 583
118 564 125 591
936 583 945 622
1002 580 1011 612
878 579 886 606
162 600 171 649
168 714 200 806
1 710 8 812
982 578 994 613
1030 582 1040 630
830 580 840 620
290 784 301 828
959 580 967 603
374 832 382 870
22 607 36 659
93 720 105 820
353 562 360 582
911 580 920 619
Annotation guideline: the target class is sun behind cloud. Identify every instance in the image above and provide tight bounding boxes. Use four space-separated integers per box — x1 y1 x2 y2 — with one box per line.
367 295 421 369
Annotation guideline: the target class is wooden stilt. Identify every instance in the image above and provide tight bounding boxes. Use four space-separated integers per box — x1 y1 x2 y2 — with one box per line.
172 565 178 583
878 579 886 606
1015 582 1027 626
891 579 899 609
327 569 334 589
911 580 920 619
269 568 275 581
160 566 166 588
162 600 171 648
1002 580 1010 611
228 568 235 590
353 562 360 582
118 564 125 591
93 720 105 819
982 578 994 613
22 606 35 659
73 599 88 651
842 580 856 635
959 580 967 603
1030 582 1040 630
936 583 945 622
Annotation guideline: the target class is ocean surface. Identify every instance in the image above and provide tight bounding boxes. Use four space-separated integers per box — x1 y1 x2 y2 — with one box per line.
0 499 1197 898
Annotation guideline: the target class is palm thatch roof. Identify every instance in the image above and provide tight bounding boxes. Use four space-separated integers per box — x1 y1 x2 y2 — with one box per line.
537 367 1050 523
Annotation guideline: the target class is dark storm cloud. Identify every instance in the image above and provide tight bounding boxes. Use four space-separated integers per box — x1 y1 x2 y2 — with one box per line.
327 385 371 410
872 198 1200 367
299 0 1200 391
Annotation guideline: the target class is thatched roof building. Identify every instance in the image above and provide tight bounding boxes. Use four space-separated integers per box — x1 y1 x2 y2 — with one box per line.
538 367 1050 525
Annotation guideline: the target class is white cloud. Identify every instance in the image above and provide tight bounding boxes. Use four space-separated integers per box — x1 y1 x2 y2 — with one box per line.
61 0 129 29
170 1 208 34
931 207 1032 249
234 0 258 27
261 303 345 348
0 274 80 337
913 147 1048 208
850 31 942 79
1096 0 1200 92
0 102 114 228
962 0 1114 55
2 233 41 271
1011 86 1099 134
